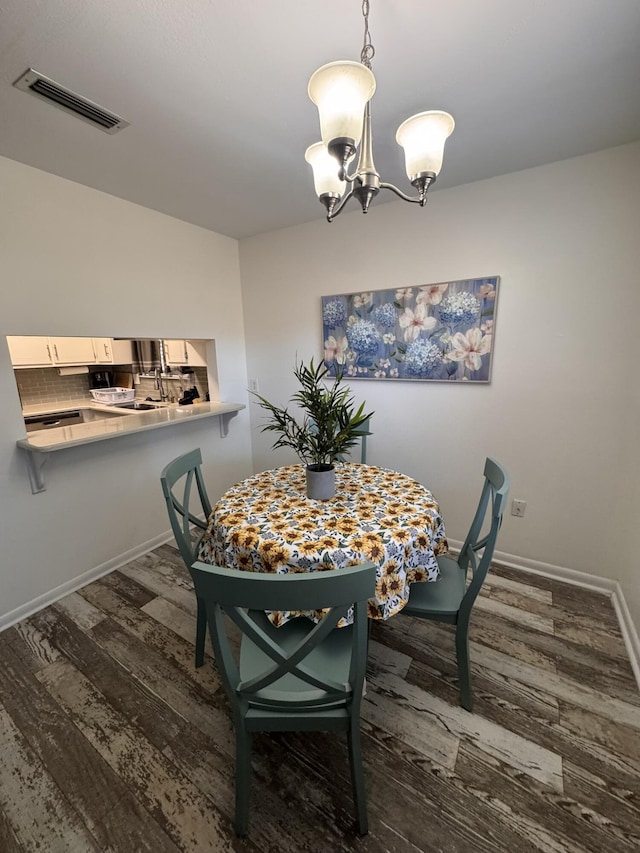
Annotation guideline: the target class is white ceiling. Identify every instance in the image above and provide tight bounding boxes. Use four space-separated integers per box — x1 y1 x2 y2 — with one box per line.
1 0 639 240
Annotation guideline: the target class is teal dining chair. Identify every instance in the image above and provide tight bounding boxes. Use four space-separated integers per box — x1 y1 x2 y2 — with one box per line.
160 448 212 668
401 457 510 712
336 416 371 464
190 559 377 838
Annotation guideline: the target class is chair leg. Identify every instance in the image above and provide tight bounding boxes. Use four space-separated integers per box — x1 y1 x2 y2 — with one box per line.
347 722 369 836
195 596 206 668
455 619 473 712
234 725 252 837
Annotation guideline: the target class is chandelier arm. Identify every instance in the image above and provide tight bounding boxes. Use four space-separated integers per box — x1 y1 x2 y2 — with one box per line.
342 168 361 183
325 187 356 222
380 182 427 206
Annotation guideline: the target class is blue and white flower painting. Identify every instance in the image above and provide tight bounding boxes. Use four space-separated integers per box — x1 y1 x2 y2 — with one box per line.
322 276 499 382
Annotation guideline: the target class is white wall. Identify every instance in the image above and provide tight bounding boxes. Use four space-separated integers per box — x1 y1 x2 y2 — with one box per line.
0 156 254 624
2 145 639 635
239 142 640 630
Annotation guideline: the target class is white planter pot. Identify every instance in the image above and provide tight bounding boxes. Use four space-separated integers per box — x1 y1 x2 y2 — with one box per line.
305 465 336 501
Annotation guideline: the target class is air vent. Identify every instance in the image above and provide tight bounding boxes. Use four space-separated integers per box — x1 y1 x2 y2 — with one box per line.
13 68 129 134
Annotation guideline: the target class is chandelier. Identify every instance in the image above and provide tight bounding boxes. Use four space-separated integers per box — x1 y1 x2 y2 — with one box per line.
305 0 455 222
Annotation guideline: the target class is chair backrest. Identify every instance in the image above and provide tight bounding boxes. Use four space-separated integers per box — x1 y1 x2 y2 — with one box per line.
336 416 371 465
160 448 213 568
458 457 510 619
191 561 376 712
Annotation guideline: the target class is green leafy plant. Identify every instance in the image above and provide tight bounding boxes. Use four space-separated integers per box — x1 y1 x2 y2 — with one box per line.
253 359 373 470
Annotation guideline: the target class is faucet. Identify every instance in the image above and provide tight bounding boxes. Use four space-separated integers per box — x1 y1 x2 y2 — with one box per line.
154 366 168 402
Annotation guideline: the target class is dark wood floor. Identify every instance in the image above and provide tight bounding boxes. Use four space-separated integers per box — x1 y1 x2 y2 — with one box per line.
0 543 638 852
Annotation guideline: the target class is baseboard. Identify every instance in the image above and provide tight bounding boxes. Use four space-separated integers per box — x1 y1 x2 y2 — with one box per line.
448 539 618 593
0 529 175 633
491 546 619 596
610 583 640 693
449 540 640 692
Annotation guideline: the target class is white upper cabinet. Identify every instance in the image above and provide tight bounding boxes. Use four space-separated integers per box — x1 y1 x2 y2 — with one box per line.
7 336 52 366
185 340 207 367
8 336 205 369
110 339 133 364
7 336 135 368
93 337 113 363
49 337 97 365
164 339 188 364
92 338 132 364
164 339 207 367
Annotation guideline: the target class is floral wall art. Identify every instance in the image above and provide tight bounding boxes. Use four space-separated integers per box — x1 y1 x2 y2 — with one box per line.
322 276 499 382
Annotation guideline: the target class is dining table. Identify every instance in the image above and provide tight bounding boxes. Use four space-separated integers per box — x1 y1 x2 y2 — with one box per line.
196 462 448 626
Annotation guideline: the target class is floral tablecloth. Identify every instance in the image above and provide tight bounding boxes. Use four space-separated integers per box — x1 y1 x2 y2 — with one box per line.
197 463 448 625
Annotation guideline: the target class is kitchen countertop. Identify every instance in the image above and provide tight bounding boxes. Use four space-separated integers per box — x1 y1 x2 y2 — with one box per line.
16 396 245 493
18 398 244 451
22 399 166 418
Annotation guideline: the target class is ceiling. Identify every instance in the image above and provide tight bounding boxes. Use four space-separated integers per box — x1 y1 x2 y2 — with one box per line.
1 0 639 240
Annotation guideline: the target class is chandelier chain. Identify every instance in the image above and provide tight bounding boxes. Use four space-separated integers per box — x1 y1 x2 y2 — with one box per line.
360 0 375 68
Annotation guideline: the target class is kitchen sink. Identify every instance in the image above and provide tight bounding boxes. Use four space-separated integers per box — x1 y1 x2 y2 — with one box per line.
117 401 158 410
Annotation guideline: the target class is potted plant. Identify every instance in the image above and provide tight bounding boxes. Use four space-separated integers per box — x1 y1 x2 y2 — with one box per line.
253 358 373 500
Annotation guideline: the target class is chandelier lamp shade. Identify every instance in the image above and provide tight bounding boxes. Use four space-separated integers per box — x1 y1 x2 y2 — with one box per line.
305 0 455 222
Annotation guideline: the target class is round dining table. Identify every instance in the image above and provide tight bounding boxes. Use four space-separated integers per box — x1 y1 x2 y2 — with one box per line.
196 462 448 625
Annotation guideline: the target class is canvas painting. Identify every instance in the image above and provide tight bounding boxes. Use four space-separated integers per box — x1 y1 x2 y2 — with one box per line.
322 276 499 382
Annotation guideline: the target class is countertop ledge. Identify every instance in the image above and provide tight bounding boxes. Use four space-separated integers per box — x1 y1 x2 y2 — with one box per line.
16 400 245 493
22 399 169 417
18 401 245 452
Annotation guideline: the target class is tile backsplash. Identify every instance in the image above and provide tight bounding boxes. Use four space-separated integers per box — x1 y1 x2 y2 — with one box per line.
14 365 210 408
15 368 92 407
135 367 209 403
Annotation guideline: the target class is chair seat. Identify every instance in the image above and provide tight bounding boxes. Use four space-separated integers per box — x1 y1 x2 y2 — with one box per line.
402 554 466 618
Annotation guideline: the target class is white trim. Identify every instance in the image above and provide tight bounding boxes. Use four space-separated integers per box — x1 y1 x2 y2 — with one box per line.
611 583 640 692
492 544 639 692
446 540 640 691
491 546 618 595
0 529 175 633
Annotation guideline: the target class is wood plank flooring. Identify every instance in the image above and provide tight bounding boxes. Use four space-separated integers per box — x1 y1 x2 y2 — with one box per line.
0 545 638 852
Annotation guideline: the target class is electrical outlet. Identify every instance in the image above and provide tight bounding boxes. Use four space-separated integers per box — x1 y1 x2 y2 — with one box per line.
511 499 526 517
248 378 259 393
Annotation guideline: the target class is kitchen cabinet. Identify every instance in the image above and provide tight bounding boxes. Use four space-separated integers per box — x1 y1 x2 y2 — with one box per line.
8 335 96 367
7 336 52 367
93 338 132 364
164 339 188 364
111 338 133 363
8 335 178 369
186 340 207 367
49 337 96 365
93 337 113 363
164 339 207 367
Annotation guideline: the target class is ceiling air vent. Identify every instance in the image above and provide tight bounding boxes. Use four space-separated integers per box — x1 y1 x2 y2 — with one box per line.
13 68 129 134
